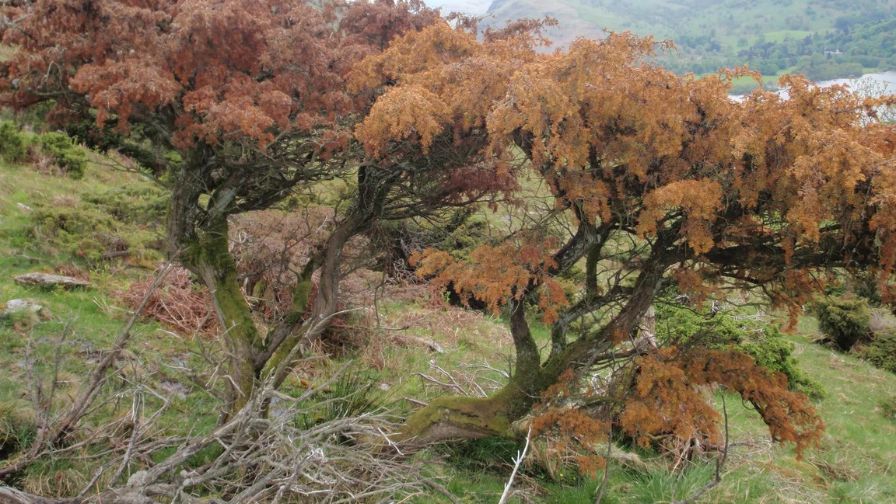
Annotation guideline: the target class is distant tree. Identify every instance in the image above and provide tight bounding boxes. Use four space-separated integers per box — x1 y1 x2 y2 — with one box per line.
356 27 896 454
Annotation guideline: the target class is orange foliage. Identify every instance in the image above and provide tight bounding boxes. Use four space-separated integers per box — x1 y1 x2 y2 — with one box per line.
354 20 896 325
411 238 568 323
621 347 824 458
530 369 609 478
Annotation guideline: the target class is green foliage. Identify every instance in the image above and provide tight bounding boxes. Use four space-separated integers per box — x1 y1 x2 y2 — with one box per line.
0 120 28 163
293 366 386 429
812 296 871 351
37 132 88 179
656 300 824 398
857 330 896 374
27 188 164 268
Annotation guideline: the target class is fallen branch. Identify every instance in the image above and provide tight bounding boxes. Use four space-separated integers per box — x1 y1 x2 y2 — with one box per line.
498 426 532 504
0 264 174 481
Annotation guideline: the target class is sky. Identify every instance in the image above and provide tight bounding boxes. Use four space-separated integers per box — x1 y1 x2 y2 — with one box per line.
424 0 492 15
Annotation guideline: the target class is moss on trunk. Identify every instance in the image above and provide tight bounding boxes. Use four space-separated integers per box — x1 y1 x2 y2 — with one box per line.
185 216 261 416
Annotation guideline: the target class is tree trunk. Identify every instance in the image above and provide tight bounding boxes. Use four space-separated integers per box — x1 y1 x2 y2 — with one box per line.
399 301 564 444
187 215 262 416
400 257 667 445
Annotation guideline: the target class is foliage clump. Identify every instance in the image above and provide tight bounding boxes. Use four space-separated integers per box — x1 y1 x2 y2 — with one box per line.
620 347 825 459
812 296 872 351
856 330 896 374
657 300 823 398
119 266 217 336
529 369 610 481
35 132 87 179
28 188 164 268
0 120 28 162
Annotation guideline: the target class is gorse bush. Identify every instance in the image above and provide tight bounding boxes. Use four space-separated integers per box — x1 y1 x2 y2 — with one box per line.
0 120 28 162
37 131 87 179
656 299 824 398
857 331 896 374
812 296 872 351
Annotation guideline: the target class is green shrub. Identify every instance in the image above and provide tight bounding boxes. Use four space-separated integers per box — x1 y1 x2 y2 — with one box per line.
812 296 872 351
0 120 28 162
657 300 824 399
880 396 896 423
37 131 87 179
28 196 163 268
82 185 168 225
857 331 896 374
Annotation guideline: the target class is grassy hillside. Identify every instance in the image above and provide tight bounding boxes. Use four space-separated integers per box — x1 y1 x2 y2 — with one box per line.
2 148 895 501
485 0 896 87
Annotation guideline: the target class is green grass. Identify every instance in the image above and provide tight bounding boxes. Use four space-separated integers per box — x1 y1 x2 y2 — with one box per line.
0 155 222 493
2 134 895 502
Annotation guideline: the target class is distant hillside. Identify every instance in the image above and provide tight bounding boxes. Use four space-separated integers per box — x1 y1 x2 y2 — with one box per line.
484 0 896 80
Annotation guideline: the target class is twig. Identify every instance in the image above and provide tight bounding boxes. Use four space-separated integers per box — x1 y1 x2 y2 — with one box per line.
0 263 174 480
594 430 612 504
498 426 532 504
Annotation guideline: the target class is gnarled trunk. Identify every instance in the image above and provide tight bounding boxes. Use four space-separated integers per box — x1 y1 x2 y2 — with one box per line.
400 256 666 445
186 215 261 415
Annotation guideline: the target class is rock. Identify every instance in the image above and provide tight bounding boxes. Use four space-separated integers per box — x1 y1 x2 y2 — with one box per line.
14 272 90 289
1 299 48 318
159 379 188 399
390 334 445 354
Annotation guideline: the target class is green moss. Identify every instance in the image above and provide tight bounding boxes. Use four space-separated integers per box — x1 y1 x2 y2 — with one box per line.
402 395 513 441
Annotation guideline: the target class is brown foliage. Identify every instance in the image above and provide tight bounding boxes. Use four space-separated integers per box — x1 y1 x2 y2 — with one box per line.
120 266 217 336
0 0 437 153
620 347 824 459
530 369 609 478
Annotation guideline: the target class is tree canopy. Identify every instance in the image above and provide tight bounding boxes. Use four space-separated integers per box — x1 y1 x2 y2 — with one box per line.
353 22 896 450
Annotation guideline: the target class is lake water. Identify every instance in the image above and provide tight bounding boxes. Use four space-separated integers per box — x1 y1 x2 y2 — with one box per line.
731 71 896 100
817 71 896 94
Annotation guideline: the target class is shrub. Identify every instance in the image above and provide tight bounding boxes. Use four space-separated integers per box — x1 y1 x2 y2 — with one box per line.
656 299 824 398
856 330 896 374
0 120 28 162
812 296 872 351
37 131 87 179
28 197 163 267
880 396 896 423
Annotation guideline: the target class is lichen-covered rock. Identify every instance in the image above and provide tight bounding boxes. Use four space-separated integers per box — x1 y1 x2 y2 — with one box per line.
14 272 90 289
1 299 44 316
